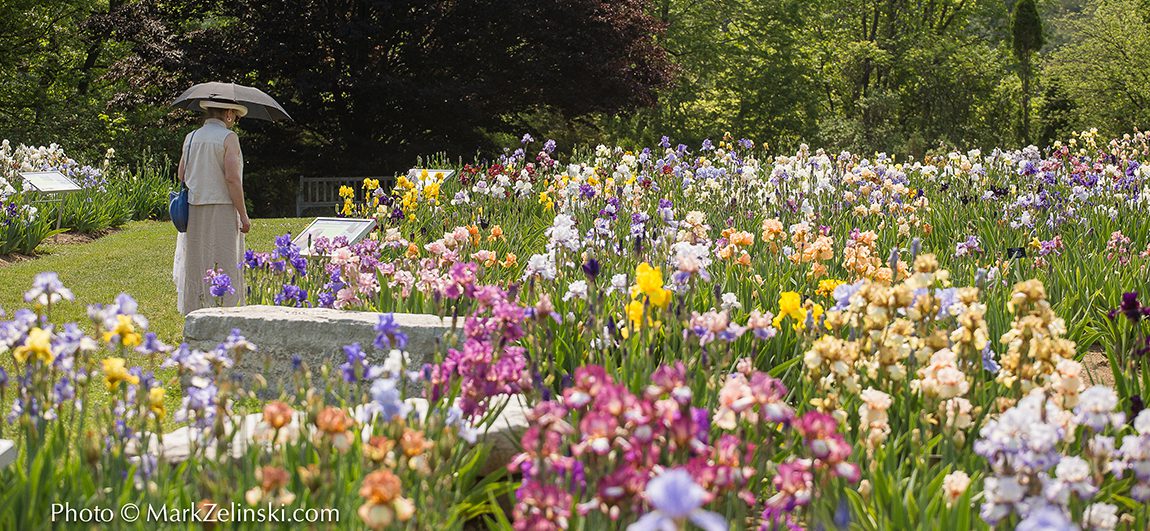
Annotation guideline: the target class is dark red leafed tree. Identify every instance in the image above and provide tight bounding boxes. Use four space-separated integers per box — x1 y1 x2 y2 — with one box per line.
116 0 674 175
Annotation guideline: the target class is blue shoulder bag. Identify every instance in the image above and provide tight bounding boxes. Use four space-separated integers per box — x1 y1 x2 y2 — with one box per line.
169 131 194 232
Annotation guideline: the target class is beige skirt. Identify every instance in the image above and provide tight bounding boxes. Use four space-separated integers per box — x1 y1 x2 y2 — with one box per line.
178 204 245 314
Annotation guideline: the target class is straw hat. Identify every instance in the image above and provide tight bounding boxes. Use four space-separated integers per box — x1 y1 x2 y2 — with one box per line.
199 100 249 117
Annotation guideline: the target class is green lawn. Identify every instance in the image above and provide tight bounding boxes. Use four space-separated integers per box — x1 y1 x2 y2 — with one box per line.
0 218 309 344
1 219 308 430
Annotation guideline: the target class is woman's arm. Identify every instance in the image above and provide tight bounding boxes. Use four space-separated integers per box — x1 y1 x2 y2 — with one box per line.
177 136 187 183
223 133 250 233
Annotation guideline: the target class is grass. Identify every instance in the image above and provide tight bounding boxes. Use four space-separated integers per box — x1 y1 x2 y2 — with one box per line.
0 218 309 431
0 218 309 344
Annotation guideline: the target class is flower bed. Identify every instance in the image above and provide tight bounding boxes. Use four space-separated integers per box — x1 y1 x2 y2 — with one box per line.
0 140 174 256
2 130 1150 529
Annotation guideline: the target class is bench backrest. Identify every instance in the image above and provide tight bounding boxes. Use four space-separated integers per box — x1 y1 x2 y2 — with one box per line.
296 176 391 217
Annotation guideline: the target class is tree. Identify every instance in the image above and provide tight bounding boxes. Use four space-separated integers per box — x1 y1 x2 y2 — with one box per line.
119 0 674 174
0 0 130 155
614 0 822 148
1011 0 1044 144
1045 0 1150 137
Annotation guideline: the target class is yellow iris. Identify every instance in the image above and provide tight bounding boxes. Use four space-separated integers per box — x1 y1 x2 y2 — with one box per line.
363 178 380 191
635 263 662 294
102 314 142 348
103 357 139 390
631 263 671 309
339 185 355 199
778 292 803 319
626 299 645 328
13 327 54 364
147 387 166 419
774 291 822 331
423 181 440 201
816 279 845 298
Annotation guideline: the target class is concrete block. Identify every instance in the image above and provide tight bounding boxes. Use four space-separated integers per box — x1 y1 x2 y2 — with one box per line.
183 305 456 388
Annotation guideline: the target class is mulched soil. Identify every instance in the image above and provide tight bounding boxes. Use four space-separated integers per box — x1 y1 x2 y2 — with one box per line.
1083 346 1115 388
0 253 35 268
0 228 118 268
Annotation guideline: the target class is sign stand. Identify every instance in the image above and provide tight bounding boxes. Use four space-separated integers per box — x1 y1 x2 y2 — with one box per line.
20 171 83 231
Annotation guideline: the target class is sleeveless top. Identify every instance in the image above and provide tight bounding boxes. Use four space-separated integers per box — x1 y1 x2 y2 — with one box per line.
183 119 242 205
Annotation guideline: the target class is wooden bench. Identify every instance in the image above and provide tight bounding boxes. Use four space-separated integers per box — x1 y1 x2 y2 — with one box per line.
295 176 391 217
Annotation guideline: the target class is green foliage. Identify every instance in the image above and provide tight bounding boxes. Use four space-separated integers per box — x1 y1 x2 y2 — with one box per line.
1012 0 1045 143
591 0 1025 155
107 156 178 222
0 1 141 162
1011 0 1046 58
0 198 62 255
1044 0 1150 136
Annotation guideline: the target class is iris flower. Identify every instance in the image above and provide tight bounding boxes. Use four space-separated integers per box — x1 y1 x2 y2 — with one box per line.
628 469 726 531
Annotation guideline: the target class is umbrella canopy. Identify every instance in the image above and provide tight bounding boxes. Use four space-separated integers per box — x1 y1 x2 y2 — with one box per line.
172 82 292 122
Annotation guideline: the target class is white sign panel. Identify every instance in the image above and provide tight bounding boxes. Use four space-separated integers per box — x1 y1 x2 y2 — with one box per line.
20 171 82 193
292 217 377 256
407 168 456 181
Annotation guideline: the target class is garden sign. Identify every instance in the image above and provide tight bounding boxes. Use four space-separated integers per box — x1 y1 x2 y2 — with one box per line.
291 217 376 256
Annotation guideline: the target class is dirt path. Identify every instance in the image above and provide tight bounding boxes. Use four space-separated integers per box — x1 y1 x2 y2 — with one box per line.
1082 346 1115 388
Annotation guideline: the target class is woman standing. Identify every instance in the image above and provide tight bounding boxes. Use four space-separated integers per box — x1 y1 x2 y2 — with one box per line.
174 100 251 314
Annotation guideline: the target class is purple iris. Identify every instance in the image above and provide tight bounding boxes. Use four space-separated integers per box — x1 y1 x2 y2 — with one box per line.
273 284 308 307
272 233 308 277
982 343 1001 374
628 469 726 531
317 290 336 308
1111 292 1149 322
370 377 410 420
207 271 235 298
374 314 408 351
1016 506 1075 531
582 258 600 280
339 343 367 383
243 249 269 269
53 377 74 402
135 332 171 355
832 281 864 311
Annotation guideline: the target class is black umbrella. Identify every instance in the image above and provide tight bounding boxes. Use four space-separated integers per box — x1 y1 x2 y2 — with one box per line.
172 82 292 122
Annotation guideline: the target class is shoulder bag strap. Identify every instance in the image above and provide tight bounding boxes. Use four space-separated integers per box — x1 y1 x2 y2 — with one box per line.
181 130 197 191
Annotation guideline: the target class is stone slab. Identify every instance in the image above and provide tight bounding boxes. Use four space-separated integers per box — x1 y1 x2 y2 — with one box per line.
138 394 529 476
183 306 457 389
479 394 531 475
0 439 15 470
